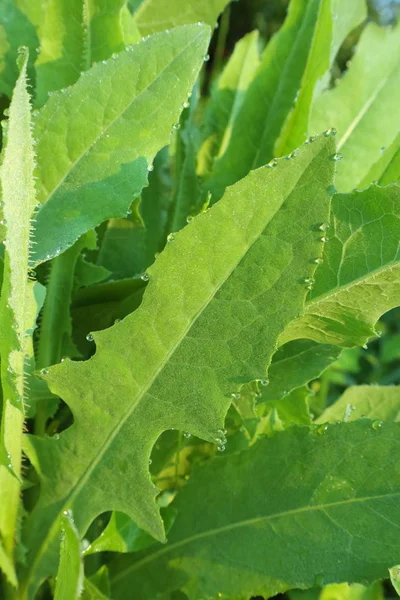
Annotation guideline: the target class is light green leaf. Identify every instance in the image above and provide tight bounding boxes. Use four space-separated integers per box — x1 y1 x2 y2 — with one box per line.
0 539 17 588
310 22 400 192
290 581 383 600
34 0 127 107
276 0 366 158
110 421 400 599
317 385 400 423
281 184 400 347
0 0 38 97
54 512 83 600
390 564 400 596
21 135 335 598
205 0 323 199
84 506 176 555
255 386 312 437
0 48 37 568
197 30 260 176
360 133 400 188
206 0 366 200
133 0 230 36
31 25 211 265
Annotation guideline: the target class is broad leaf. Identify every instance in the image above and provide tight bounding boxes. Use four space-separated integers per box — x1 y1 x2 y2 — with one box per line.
0 49 37 571
54 511 83 600
310 22 400 192
21 135 335 597
133 0 231 36
281 184 400 347
360 133 400 188
110 421 400 599
317 385 400 423
31 25 211 265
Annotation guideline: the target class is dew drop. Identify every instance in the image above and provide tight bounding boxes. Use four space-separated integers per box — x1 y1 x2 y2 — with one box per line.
260 379 270 386
304 277 315 285
306 135 316 144
317 424 328 435
183 100 190 109
186 215 193 223
148 458 152 465
372 420 383 430
231 392 240 400
40 368 49 375
286 150 298 160
141 272 150 282
330 152 343 162
114 318 121 324
86 333 94 342
203 54 210 62
319 222 330 231
147 164 154 172
267 158 278 168
217 444 225 452
167 233 175 243
314 257 324 264
54 433 60 440
362 343 368 350
183 432 192 438
320 236 329 243
324 127 337 137
173 123 181 131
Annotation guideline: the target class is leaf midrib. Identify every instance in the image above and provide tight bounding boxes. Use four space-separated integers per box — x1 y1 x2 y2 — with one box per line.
37 28 205 208
112 488 400 583
27 143 328 587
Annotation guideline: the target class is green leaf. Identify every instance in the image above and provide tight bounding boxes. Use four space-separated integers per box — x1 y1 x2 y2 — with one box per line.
0 0 38 97
133 0 230 36
197 30 260 176
310 22 400 192
31 25 211 265
276 0 366 158
21 135 335 597
206 0 365 199
261 339 341 402
360 133 400 188
54 512 83 600
110 421 400 599
0 539 17 588
84 506 176 555
281 184 400 347
317 385 400 423
34 0 127 107
0 48 37 568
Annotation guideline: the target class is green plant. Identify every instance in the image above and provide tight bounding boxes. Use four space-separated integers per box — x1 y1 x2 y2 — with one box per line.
0 0 399 599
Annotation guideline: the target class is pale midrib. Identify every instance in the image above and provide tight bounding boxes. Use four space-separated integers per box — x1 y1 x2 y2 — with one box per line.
306 257 399 309
39 30 204 208
113 489 400 583
26 142 327 590
251 1 316 170
337 75 390 149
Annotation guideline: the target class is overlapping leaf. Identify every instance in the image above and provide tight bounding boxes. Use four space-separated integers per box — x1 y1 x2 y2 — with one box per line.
22 135 335 598
317 385 400 423
31 25 211 265
110 421 400 599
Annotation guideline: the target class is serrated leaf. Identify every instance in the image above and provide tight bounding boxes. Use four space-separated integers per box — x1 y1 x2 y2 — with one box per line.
133 0 230 36
110 421 400 599
34 0 127 107
54 512 83 600
281 184 400 347
317 385 400 423
31 25 211 265
0 538 17 588
310 22 400 192
0 0 38 97
21 135 335 598
0 48 37 569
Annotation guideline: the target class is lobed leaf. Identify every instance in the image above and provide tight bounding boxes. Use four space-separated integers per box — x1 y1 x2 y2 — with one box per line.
22 134 335 597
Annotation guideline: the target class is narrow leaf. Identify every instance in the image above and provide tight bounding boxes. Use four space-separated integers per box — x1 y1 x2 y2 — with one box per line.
54 512 83 600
